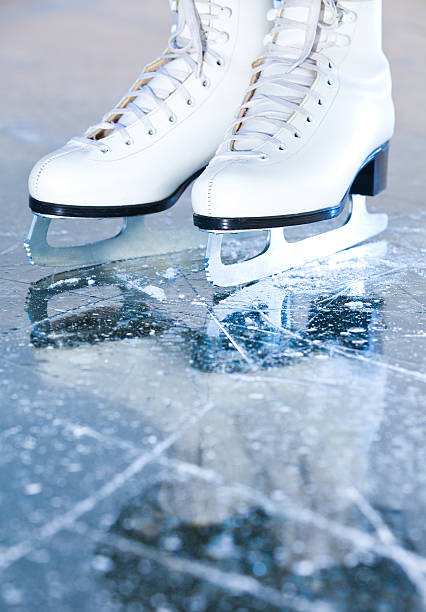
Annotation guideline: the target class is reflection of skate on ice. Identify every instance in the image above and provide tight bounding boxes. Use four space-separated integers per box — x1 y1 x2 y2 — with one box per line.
26 269 393 604
25 0 271 268
27 258 386 513
193 0 395 286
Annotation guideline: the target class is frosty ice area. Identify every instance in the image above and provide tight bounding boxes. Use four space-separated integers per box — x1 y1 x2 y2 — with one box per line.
0 1 425 610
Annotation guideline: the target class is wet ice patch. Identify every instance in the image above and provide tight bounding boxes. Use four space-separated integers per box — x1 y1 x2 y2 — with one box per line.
24 483 42 495
92 555 114 573
294 560 316 577
206 533 236 560
344 301 366 309
191 300 207 307
142 285 167 302
1 585 22 606
163 267 178 280
115 274 167 301
63 424 94 439
249 393 265 400
48 277 81 289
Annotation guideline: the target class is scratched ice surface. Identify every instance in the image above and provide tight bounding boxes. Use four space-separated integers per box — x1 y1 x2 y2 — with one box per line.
0 1 425 611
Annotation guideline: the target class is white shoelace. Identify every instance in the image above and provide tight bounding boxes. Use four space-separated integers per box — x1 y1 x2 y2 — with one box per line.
70 0 226 153
217 0 361 160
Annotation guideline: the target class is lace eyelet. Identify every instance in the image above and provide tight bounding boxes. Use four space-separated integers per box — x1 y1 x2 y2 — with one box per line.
125 139 133 146
318 99 323 106
260 154 269 161
216 31 230 44
306 116 312 123
294 132 301 139
327 79 333 87
187 98 194 106
202 79 210 88
169 115 177 123
220 7 232 18
148 129 156 137
328 61 334 70
277 145 286 152
216 58 224 67
100 146 109 154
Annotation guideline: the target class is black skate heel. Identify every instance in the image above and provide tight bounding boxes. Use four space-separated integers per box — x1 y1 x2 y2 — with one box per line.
350 142 389 197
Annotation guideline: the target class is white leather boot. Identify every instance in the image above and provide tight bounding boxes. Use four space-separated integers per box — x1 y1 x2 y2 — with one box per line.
28 0 271 219
193 0 395 231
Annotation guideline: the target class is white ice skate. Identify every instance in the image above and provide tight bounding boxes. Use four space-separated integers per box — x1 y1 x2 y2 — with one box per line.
26 0 272 268
192 0 395 286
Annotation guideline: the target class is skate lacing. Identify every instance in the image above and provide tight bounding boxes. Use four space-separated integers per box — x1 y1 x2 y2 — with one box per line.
217 0 360 160
70 0 227 153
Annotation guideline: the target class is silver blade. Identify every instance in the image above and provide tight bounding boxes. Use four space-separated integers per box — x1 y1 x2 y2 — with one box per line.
25 215 206 268
205 196 388 287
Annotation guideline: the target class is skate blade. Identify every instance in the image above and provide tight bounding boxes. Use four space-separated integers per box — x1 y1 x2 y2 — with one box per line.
25 215 206 268
205 195 389 287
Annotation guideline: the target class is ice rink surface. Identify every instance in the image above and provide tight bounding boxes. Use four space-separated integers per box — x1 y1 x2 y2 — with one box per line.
0 1 425 610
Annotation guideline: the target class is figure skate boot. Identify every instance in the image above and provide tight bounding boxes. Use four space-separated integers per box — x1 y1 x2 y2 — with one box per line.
26 0 271 267
192 0 395 286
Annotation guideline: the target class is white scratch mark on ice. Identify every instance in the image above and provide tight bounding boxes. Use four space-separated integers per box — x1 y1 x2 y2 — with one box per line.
180 272 255 367
0 403 214 572
260 305 426 384
51 417 140 454
0 243 20 257
208 310 253 366
347 488 426 602
162 458 426 603
0 425 23 441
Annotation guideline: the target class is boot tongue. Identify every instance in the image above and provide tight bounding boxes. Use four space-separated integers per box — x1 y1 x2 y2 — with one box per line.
233 3 318 152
